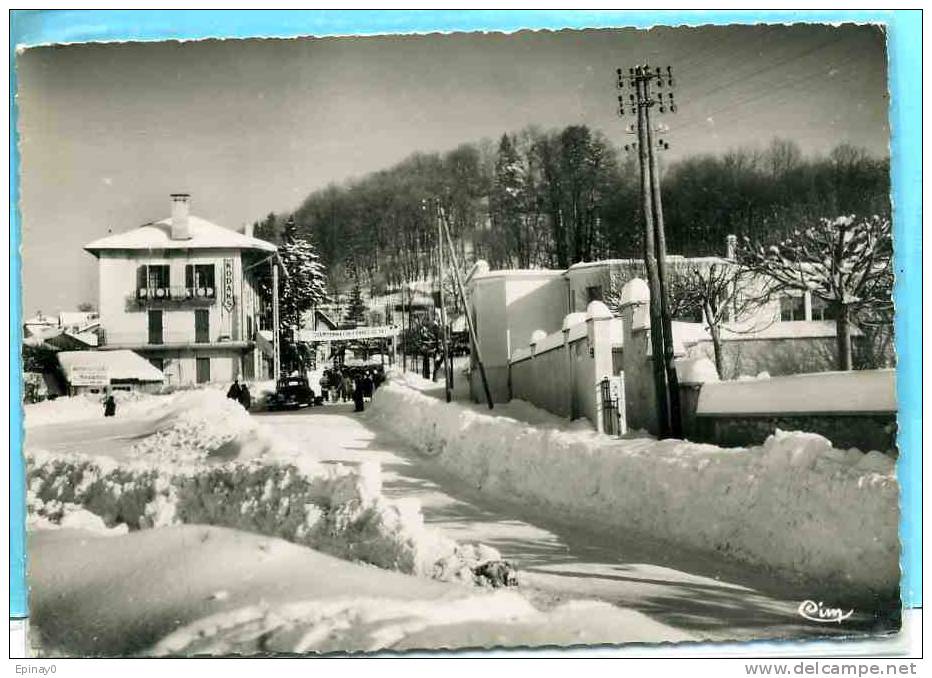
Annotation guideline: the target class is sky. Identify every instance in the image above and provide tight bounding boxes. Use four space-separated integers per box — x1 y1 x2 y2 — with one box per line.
16 23 888 316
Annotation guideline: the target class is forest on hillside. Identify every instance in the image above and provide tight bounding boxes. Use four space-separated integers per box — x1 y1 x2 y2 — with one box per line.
253 125 890 295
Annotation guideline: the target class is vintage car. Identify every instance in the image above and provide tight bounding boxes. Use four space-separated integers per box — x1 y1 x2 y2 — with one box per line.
267 376 315 410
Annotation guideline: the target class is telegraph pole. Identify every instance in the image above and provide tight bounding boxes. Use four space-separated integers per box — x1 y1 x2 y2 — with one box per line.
271 259 281 381
439 203 494 410
434 199 453 402
617 63 681 437
642 67 683 438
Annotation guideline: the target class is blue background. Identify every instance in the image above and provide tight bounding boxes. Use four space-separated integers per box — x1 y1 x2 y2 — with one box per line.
9 9 922 618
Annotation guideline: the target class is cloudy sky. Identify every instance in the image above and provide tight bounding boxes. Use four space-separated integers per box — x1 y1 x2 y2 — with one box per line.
16 22 888 315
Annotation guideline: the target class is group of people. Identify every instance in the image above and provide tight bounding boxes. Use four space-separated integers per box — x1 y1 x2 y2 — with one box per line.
319 367 385 413
226 378 252 410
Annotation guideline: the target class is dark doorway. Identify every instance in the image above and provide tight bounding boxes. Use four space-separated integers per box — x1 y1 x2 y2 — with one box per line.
196 357 211 384
195 309 210 343
148 310 163 345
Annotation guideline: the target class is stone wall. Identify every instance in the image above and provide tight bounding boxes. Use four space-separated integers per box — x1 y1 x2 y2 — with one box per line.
691 413 896 453
508 302 617 431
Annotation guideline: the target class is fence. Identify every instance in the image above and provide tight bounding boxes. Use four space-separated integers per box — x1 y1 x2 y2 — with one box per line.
506 277 894 451
509 302 620 432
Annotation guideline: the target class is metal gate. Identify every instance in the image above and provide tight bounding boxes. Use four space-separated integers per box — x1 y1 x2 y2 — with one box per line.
600 377 620 435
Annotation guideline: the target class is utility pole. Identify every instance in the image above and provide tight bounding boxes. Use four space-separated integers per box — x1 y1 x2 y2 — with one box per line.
434 199 452 402
271 259 281 381
617 63 681 437
439 203 494 410
400 284 407 372
642 66 683 438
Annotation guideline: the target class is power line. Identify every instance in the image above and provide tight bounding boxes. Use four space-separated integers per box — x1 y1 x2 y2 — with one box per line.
664 49 864 137
669 33 849 122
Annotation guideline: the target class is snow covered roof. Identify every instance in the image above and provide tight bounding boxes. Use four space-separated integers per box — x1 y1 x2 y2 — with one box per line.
59 311 98 328
57 350 165 383
697 368 895 416
84 216 277 255
470 269 564 282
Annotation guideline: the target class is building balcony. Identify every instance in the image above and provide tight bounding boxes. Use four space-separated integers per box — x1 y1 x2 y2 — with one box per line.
133 286 217 307
98 328 254 352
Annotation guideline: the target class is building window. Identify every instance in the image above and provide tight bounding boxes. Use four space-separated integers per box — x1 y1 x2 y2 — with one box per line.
196 357 211 384
779 294 805 321
811 296 836 321
136 265 170 298
185 264 216 292
195 309 210 343
136 264 170 289
586 285 604 304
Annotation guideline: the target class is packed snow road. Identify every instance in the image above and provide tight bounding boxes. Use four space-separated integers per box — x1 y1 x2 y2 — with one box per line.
24 386 896 652
255 400 892 643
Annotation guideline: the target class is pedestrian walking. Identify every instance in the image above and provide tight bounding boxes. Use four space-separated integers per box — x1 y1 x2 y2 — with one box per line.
363 371 374 400
238 383 252 411
319 372 330 403
342 372 353 403
353 376 365 412
226 379 242 401
103 393 116 417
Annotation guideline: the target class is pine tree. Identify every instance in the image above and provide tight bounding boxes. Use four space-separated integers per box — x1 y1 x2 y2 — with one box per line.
344 274 367 327
278 216 330 333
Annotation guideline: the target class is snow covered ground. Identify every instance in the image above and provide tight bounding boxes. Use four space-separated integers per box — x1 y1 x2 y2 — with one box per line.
25 389 507 584
30 525 688 656
24 389 697 655
22 379 900 655
369 374 899 594
23 390 164 428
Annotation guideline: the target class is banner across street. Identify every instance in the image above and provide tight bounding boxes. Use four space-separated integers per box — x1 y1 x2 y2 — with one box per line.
295 326 400 342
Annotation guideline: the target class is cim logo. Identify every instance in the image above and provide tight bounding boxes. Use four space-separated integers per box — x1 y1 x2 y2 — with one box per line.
797 600 854 624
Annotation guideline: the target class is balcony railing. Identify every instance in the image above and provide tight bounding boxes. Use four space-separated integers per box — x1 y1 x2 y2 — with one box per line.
134 286 216 306
98 328 253 347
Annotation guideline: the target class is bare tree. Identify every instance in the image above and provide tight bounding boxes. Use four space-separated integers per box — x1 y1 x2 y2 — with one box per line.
739 214 893 371
667 261 769 379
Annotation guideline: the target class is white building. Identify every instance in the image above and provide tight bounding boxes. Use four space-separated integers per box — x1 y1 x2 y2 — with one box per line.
464 248 856 402
84 194 277 386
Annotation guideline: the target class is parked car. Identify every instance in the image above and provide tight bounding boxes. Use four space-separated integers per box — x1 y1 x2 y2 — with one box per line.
267 376 315 410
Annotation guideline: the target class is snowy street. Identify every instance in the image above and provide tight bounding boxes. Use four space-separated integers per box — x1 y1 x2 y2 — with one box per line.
255 398 885 643
23 382 897 654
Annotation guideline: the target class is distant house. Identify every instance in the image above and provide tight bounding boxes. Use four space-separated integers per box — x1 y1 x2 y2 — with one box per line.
57 349 165 395
23 312 59 339
84 194 278 386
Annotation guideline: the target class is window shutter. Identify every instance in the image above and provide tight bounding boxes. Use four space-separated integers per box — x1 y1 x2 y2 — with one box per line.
185 264 194 288
136 265 147 289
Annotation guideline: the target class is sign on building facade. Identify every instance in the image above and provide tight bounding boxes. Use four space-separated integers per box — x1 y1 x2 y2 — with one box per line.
222 258 235 312
68 365 109 387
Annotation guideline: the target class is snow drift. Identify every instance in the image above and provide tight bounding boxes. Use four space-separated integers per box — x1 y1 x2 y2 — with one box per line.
24 390 162 428
26 390 504 585
369 378 899 594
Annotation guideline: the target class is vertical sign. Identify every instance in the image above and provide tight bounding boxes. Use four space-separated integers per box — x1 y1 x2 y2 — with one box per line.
223 258 235 313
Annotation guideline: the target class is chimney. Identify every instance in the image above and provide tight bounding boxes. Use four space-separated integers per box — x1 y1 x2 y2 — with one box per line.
244 221 254 238
170 193 192 240
725 234 737 260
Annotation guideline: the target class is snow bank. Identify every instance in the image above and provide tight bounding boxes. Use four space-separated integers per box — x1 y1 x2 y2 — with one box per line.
27 450 504 583
369 379 899 593
26 390 506 585
147 591 635 655
24 390 163 428
129 390 275 465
